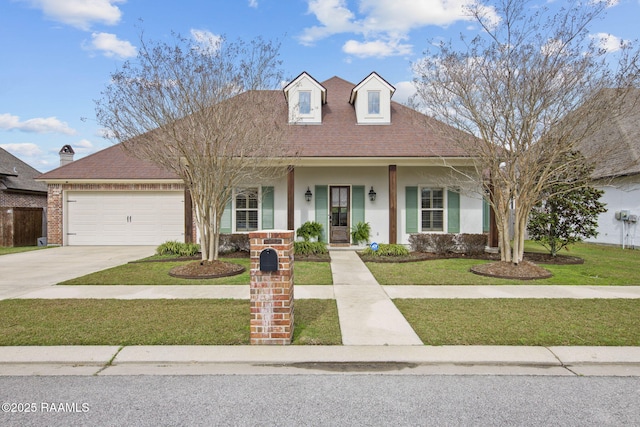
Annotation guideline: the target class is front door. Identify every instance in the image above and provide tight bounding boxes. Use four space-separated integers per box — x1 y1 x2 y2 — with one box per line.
330 186 350 243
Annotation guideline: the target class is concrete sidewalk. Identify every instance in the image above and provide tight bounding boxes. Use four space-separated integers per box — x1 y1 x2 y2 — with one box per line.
1 345 639 376
330 250 422 345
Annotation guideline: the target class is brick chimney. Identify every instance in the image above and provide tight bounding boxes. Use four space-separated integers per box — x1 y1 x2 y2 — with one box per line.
59 145 75 167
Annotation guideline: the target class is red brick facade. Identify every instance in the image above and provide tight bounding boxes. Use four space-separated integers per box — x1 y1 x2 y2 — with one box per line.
0 191 47 209
249 230 294 345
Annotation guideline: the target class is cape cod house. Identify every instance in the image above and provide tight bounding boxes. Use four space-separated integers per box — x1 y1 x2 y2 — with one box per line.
38 72 489 246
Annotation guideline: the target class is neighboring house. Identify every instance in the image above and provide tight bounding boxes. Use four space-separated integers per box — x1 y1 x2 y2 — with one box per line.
38 72 489 247
0 147 48 246
579 90 640 248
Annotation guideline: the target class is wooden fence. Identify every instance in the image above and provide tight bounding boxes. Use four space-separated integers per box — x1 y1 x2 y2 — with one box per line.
0 207 44 247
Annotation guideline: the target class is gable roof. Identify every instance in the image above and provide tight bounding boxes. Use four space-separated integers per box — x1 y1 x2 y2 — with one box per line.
283 71 327 105
39 75 472 181
0 147 47 194
348 71 395 105
578 89 640 179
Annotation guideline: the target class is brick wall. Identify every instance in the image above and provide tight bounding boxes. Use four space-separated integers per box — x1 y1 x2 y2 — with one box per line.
0 191 47 209
46 182 188 246
249 230 294 345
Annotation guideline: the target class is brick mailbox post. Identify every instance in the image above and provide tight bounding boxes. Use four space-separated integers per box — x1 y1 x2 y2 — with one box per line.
249 230 294 345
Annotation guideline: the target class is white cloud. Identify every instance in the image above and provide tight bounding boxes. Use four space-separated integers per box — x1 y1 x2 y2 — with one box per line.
0 113 76 135
248 0 258 7
86 32 137 58
392 81 417 105
190 29 222 55
299 0 498 58
21 0 125 31
590 33 628 53
0 143 43 157
343 38 412 58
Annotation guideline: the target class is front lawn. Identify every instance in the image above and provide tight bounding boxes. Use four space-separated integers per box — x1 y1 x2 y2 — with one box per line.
0 246 47 256
58 258 333 286
366 242 640 285
395 299 640 346
0 299 341 346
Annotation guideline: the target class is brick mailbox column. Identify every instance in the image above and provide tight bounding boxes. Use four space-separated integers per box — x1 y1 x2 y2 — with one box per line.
249 230 294 345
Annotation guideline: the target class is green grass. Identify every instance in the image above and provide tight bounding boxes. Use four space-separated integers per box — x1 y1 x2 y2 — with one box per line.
58 259 333 286
366 242 640 285
0 299 341 346
395 299 640 346
0 246 47 256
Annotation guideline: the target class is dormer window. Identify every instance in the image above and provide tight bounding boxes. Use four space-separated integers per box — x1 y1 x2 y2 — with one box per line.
299 91 311 115
368 91 380 115
283 72 327 124
349 72 395 125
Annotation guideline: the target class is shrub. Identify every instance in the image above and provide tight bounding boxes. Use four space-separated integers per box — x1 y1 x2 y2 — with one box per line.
156 241 201 257
409 234 456 255
408 234 430 252
218 234 250 254
362 243 409 257
457 234 487 256
351 221 371 245
296 221 324 242
294 241 328 256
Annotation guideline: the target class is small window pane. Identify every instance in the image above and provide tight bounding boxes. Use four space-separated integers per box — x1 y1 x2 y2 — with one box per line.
368 91 380 115
299 91 311 115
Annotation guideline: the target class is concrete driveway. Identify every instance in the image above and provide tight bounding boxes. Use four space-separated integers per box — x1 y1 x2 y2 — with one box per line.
0 246 155 300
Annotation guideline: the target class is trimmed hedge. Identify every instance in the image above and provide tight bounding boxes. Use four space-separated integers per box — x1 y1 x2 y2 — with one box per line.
409 233 487 255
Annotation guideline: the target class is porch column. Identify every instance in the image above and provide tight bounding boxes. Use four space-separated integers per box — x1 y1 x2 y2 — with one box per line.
389 165 397 244
287 166 295 231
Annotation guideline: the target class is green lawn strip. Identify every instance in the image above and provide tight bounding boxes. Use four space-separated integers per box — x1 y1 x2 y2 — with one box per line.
0 246 47 256
395 299 640 346
367 242 640 285
57 260 332 286
0 299 340 346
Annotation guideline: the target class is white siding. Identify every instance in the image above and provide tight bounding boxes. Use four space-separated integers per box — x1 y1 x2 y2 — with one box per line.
587 176 640 247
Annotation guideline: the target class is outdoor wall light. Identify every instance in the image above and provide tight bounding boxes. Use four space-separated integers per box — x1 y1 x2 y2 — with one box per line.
305 187 313 202
368 186 377 201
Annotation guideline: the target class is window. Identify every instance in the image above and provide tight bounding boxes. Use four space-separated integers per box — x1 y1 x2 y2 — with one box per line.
421 188 444 231
299 91 311 115
235 188 259 232
367 91 380 115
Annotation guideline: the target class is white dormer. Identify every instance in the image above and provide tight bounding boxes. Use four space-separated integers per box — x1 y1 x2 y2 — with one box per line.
283 72 327 124
349 72 395 125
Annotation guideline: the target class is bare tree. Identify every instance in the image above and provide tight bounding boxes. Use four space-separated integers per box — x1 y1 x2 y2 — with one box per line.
96 33 290 261
412 0 639 264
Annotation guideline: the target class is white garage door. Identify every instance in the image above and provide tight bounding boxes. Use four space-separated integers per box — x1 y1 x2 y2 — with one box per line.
66 191 185 245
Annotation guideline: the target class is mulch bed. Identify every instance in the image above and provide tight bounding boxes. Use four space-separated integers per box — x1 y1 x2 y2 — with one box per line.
360 251 583 280
168 260 245 279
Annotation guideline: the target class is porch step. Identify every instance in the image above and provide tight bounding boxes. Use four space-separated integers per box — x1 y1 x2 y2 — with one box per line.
329 251 423 346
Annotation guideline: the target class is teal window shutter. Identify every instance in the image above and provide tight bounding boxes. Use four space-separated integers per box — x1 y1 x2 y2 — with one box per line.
352 186 365 225
220 197 232 233
261 186 274 230
482 198 490 233
447 190 460 233
315 185 328 242
406 187 418 233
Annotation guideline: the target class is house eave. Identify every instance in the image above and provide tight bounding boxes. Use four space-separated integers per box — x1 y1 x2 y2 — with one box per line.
286 157 477 167
37 178 185 185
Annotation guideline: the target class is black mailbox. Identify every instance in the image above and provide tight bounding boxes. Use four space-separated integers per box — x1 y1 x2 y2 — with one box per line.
259 248 278 272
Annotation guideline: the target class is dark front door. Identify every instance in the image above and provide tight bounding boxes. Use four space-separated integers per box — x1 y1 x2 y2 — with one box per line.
330 186 350 243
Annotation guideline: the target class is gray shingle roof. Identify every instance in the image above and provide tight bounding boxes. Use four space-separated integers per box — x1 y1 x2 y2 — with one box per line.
0 147 47 194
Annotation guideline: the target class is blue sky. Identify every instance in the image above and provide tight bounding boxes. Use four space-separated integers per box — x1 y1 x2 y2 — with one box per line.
1 0 638 172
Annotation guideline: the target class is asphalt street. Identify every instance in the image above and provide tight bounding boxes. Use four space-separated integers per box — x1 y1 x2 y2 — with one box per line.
1 375 639 426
